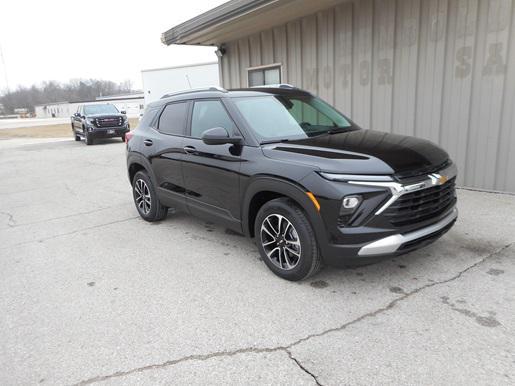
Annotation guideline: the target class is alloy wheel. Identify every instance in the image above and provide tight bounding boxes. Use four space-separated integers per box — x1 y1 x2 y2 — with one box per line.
260 214 301 270
134 179 152 215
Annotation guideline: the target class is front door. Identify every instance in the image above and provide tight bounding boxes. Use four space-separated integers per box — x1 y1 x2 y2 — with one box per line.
182 99 243 232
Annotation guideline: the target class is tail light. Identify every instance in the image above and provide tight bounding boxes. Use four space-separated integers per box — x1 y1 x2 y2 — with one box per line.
125 131 134 144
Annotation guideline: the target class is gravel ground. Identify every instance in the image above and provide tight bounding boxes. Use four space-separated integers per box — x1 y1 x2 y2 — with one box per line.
1 137 514 385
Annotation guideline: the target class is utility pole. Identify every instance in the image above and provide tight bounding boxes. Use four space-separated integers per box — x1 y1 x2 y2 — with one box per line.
0 42 10 93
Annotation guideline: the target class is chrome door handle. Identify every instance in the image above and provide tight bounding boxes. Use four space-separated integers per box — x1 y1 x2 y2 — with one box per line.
183 146 196 154
144 139 153 146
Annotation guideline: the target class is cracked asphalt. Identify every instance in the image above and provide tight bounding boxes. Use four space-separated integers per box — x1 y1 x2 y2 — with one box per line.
1 137 515 385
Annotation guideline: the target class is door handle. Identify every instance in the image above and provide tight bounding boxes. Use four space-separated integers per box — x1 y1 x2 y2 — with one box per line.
144 139 153 146
183 146 196 154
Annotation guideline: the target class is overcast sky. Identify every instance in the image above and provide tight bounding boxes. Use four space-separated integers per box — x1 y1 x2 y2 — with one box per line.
0 0 227 92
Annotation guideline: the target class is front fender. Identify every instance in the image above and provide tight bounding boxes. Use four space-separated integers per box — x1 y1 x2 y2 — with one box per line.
241 175 330 258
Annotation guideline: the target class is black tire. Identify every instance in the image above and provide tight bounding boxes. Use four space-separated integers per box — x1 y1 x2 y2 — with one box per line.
73 129 80 141
84 128 93 145
132 171 168 222
255 198 322 281
121 133 126 142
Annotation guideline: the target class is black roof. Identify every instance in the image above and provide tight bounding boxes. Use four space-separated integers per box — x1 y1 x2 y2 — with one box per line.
149 86 312 108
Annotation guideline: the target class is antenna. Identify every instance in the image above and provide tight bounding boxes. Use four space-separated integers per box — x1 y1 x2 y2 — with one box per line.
185 74 192 89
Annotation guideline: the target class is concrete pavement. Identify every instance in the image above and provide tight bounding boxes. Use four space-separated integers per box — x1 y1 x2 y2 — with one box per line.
1 137 514 385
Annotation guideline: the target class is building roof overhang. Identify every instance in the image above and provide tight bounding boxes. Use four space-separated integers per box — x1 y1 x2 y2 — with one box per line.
161 0 346 46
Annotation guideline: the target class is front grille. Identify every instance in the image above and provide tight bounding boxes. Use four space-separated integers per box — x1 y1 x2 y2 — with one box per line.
383 178 456 227
95 116 123 128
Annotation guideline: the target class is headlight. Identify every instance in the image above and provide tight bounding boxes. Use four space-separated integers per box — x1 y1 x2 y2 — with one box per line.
86 118 95 125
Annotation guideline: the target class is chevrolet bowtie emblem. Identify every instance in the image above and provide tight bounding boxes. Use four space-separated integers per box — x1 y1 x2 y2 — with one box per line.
429 173 448 186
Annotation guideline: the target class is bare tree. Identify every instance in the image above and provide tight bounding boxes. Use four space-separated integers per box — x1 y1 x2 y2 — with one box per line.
0 79 137 114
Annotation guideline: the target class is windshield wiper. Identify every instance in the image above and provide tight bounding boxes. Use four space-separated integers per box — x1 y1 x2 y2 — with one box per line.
260 138 291 145
326 126 351 134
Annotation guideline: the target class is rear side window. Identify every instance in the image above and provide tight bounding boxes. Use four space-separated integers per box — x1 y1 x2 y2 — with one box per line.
158 102 189 135
191 100 236 138
138 107 159 129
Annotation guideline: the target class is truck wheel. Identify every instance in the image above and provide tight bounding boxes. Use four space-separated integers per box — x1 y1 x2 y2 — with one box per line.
84 129 93 145
73 129 80 141
255 198 322 281
121 133 126 142
132 171 168 222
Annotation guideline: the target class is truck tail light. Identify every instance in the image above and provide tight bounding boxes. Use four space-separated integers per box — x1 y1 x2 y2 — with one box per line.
125 131 134 144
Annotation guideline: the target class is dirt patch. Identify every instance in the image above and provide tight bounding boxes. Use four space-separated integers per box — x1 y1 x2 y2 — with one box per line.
0 118 139 139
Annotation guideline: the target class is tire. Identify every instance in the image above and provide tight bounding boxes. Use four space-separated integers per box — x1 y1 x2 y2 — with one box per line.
121 133 126 142
255 198 322 281
84 128 93 145
132 171 168 222
73 129 80 141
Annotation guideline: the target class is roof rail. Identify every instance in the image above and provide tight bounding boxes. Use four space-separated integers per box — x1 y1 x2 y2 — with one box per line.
160 86 228 99
250 84 296 89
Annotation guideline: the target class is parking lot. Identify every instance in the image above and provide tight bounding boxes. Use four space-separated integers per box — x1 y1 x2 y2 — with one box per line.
1 137 514 385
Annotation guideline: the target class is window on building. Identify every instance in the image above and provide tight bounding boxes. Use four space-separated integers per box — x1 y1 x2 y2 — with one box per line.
191 100 236 138
158 102 189 135
248 65 281 87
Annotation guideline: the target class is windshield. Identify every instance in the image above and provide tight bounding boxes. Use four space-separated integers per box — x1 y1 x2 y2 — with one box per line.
84 104 119 115
233 95 351 142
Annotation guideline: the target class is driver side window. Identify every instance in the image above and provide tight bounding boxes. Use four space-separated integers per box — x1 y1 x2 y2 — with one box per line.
190 100 237 138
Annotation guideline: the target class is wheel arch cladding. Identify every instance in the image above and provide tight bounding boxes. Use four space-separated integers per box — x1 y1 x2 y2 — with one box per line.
127 153 158 185
128 162 146 183
242 176 327 247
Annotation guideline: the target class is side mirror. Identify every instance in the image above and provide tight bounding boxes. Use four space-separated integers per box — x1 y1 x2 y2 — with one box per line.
202 127 242 145
120 110 126 115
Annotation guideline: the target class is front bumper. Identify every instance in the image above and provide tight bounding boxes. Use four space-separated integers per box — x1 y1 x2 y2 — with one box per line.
89 126 129 138
358 207 457 256
321 206 457 266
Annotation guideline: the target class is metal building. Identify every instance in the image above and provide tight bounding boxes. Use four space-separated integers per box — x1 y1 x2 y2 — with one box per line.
162 0 515 193
141 62 219 105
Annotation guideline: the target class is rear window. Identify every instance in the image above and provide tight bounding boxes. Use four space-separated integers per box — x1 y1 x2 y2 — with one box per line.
158 102 189 135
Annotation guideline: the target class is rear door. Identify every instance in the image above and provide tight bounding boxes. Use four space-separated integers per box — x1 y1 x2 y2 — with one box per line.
182 99 243 231
147 101 190 211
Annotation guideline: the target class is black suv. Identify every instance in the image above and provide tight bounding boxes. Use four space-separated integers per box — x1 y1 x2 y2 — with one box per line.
126 86 457 281
71 103 129 145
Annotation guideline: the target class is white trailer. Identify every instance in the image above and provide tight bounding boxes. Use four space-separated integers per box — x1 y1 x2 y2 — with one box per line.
141 62 219 106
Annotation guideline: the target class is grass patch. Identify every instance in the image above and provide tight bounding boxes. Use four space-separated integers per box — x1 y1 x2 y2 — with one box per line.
0 118 139 139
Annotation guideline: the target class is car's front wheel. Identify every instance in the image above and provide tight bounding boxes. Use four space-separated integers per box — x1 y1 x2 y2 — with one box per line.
84 128 93 145
73 129 80 141
132 171 168 222
255 198 322 281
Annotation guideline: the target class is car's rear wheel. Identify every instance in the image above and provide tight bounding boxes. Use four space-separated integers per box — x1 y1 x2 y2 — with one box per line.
255 198 322 281
132 171 168 222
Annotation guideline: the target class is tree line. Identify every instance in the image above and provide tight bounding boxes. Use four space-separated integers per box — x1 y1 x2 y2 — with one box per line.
0 79 135 114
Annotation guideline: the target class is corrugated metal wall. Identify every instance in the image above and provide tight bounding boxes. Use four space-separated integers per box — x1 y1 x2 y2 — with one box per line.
219 0 515 192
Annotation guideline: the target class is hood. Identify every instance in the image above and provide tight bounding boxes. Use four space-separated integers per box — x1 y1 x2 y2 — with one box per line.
261 129 449 177
86 113 125 118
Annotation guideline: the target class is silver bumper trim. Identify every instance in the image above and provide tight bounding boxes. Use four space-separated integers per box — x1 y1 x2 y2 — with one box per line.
358 207 458 256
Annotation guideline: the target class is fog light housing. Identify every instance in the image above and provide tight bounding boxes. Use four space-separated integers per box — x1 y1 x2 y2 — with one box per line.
338 195 362 227
342 196 361 209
